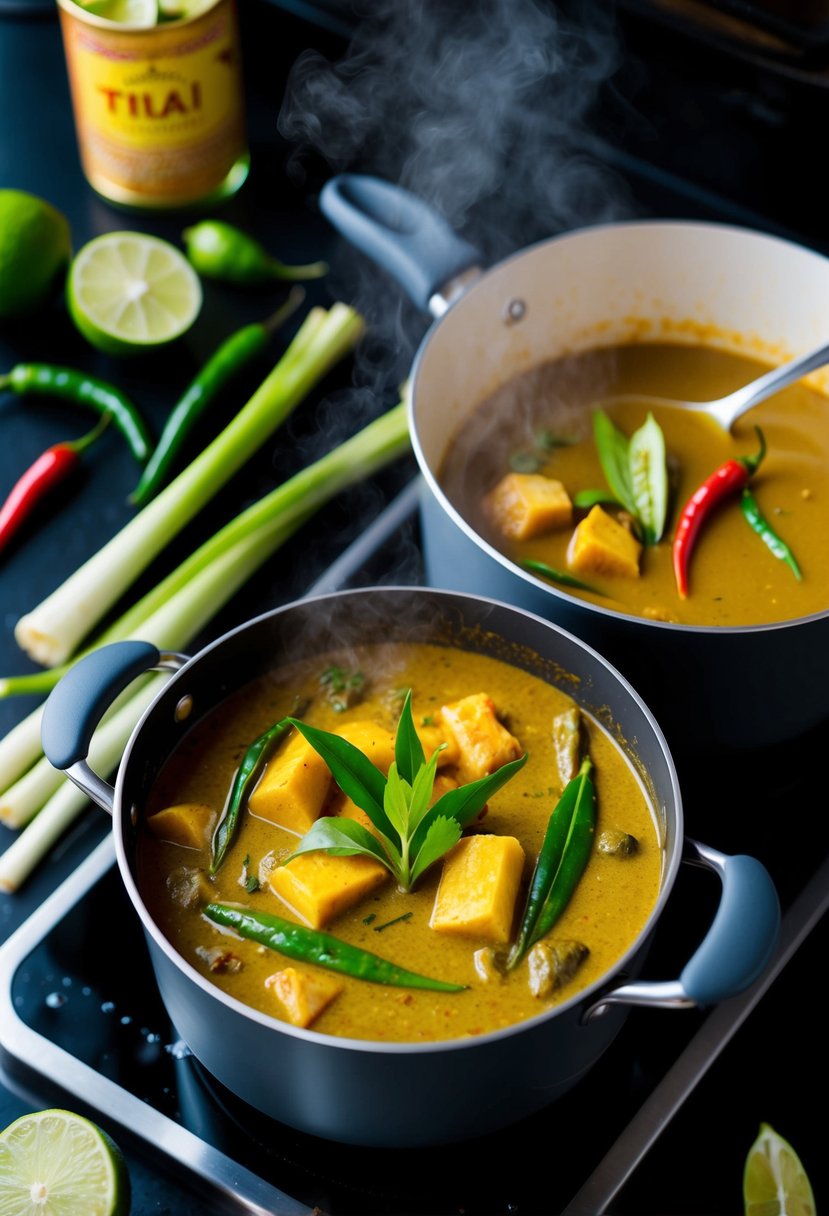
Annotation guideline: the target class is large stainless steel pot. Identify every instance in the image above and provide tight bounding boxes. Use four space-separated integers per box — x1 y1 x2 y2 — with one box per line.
319 175 829 755
41 588 779 1147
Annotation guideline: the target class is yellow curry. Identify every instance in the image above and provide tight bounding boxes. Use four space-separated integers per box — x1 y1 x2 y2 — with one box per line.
138 642 662 1043
438 343 829 627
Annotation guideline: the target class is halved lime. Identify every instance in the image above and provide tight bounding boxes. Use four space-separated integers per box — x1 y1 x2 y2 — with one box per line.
67 231 202 356
743 1122 816 1216
76 0 157 24
0 1108 131 1215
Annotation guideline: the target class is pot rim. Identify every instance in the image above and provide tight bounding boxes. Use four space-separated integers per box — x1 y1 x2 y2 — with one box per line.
407 216 829 637
113 584 684 1055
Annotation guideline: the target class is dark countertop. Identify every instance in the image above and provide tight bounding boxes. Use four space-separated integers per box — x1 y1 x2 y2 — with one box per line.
0 2 826 1213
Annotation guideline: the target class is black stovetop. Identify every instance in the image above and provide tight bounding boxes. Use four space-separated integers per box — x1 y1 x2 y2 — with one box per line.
1 2 827 1212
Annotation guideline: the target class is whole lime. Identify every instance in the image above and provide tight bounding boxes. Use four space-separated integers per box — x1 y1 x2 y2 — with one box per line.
0 189 72 321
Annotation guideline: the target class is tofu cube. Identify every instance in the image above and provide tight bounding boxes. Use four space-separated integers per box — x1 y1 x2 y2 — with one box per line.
483 473 573 540
264 966 343 1028
146 803 215 850
430 834 525 942
269 851 388 928
567 505 641 579
439 693 522 783
247 730 332 834
335 720 396 774
415 717 460 768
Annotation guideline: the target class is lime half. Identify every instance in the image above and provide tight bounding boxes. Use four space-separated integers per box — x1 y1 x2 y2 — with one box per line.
744 1122 816 1216
67 231 202 356
0 1108 130 1215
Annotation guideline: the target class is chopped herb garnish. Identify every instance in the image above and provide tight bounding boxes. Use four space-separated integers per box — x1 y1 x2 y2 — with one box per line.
421 714 435 727
244 875 260 894
510 450 545 474
374 912 413 932
320 665 367 712
536 429 577 451
362 912 377 925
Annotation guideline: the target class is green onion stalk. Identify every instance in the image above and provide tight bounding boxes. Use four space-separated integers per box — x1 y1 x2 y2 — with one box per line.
14 303 364 669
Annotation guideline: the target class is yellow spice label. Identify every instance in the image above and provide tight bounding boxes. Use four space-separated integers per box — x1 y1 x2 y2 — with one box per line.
58 0 247 204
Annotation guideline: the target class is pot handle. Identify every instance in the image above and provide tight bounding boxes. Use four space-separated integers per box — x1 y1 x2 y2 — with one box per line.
41 640 187 814
582 838 780 1021
319 173 483 314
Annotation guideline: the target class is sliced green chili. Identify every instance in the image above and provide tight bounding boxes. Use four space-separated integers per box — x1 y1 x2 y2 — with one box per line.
740 488 802 580
204 903 466 991
507 756 596 968
593 409 669 543
0 362 152 466
520 557 602 595
130 289 305 506
209 702 308 875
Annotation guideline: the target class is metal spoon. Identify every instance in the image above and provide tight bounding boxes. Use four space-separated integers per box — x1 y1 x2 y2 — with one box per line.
597 337 829 432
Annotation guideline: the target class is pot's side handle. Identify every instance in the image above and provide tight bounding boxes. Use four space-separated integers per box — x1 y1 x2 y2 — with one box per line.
582 838 780 1021
319 174 483 314
41 641 186 814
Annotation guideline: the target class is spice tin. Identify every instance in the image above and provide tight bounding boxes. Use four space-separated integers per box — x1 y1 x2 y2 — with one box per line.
56 0 249 210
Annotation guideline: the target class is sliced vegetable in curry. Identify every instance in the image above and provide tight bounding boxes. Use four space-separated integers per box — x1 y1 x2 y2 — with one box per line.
138 642 661 1041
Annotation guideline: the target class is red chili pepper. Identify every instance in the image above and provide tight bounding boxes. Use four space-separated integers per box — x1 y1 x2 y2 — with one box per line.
672 427 766 599
0 416 109 557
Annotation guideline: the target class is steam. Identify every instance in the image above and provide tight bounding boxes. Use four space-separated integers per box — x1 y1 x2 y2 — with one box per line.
278 0 632 392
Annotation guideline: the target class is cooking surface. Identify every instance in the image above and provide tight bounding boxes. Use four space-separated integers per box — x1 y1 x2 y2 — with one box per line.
1 1 827 1212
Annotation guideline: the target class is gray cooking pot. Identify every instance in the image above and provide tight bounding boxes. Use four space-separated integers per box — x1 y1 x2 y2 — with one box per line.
41 587 779 1148
319 175 829 756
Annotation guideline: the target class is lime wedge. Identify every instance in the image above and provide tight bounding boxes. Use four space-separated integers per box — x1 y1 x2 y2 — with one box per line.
76 0 158 24
67 231 202 356
743 1122 816 1216
0 1108 130 1215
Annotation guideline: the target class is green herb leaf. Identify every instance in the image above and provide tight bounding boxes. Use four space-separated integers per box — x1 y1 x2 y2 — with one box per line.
282 816 393 869
593 410 636 514
510 450 545 474
394 690 425 783
536 429 577 451
409 816 462 886
629 412 668 543
412 753 528 857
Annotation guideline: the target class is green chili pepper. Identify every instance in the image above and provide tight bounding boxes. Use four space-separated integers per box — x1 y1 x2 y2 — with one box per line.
520 557 602 595
740 488 802 580
182 220 329 286
507 756 596 968
209 703 308 875
204 903 466 991
0 362 152 466
130 288 305 506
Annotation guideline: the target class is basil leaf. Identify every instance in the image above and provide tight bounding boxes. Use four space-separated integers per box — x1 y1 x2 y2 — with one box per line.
394 689 425 784
382 764 411 838
593 410 636 515
628 412 668 544
281 816 393 871
410 816 462 886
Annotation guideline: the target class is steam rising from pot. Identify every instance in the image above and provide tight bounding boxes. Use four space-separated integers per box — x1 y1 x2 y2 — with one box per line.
278 0 632 388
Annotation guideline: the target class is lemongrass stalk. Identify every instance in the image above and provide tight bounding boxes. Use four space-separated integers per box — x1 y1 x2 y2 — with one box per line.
0 707 45 792
14 303 364 668
0 754 66 828
1 400 411 701
0 679 163 893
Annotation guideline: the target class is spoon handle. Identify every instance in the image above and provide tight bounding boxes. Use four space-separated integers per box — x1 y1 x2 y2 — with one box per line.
716 337 829 429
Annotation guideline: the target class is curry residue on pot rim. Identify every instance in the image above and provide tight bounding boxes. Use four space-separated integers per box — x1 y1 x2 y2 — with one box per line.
438 342 829 627
137 641 663 1043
